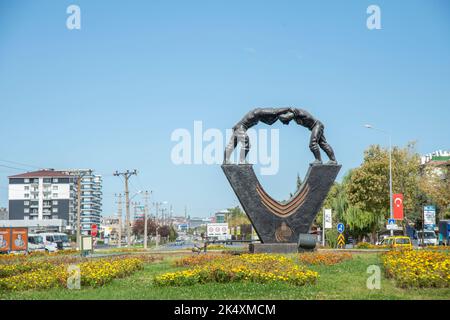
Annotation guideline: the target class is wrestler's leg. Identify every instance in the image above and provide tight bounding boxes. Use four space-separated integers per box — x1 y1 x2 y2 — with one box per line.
224 133 238 164
239 131 251 164
319 134 337 163
309 124 323 164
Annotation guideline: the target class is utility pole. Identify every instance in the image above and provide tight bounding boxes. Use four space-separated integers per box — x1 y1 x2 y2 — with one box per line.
114 170 137 247
154 201 160 248
116 193 123 247
144 191 151 250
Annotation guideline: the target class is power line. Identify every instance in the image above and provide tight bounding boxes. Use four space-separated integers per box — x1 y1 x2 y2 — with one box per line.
0 159 44 170
0 164 26 171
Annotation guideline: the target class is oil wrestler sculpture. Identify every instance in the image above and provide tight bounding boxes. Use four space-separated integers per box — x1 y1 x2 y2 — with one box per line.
279 108 337 165
223 108 290 164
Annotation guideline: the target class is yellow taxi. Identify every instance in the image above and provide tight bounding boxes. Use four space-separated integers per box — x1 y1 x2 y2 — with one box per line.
381 236 412 249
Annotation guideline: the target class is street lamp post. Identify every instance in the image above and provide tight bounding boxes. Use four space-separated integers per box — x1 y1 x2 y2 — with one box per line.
365 124 394 236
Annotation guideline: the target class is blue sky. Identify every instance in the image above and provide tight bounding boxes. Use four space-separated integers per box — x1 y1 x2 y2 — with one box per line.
0 0 449 218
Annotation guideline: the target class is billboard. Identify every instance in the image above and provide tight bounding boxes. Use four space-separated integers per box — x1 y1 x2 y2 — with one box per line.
0 228 11 252
207 223 229 238
0 228 28 252
11 228 28 251
424 206 436 230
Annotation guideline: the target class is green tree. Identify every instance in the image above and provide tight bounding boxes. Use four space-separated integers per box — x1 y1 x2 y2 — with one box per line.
318 173 381 243
419 164 450 219
346 143 421 242
226 206 250 227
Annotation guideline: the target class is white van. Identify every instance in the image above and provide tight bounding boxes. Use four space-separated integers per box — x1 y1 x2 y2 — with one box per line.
39 233 60 252
416 231 438 246
53 233 72 250
27 234 46 253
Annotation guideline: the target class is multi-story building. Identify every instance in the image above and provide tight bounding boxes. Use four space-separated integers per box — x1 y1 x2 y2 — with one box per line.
64 170 103 234
7 169 102 234
8 170 75 222
214 210 227 224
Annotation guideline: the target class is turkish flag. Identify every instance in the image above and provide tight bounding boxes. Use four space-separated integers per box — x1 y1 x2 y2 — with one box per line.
393 194 404 220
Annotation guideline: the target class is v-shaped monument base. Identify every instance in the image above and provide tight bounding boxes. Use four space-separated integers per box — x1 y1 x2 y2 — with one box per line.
222 164 341 244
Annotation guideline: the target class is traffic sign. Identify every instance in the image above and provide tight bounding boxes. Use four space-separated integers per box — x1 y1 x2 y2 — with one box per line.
337 223 345 234
337 234 346 248
91 224 98 237
388 219 396 225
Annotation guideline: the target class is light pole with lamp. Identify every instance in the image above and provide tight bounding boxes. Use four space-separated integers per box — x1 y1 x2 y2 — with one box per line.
364 124 394 236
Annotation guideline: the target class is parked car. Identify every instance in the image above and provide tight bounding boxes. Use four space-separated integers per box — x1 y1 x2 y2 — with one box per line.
381 236 412 249
27 234 46 253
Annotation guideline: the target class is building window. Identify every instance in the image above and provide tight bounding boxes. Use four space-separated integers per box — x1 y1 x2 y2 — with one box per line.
52 207 58 213
24 201 30 206
24 193 30 198
24 208 30 213
24 186 30 191
52 200 58 205
53 178 59 183
52 185 58 190
53 193 58 198
24 178 30 183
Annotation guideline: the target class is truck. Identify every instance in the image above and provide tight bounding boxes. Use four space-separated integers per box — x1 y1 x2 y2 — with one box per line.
438 220 450 246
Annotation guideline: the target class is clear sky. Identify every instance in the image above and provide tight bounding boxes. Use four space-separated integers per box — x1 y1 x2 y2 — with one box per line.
0 0 449 218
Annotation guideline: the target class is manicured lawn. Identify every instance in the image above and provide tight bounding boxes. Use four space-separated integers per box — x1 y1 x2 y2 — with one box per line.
1 253 449 300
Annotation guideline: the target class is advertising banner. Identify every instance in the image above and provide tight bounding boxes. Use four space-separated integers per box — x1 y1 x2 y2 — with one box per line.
207 223 229 237
424 206 436 230
11 228 28 251
0 228 11 252
324 209 332 229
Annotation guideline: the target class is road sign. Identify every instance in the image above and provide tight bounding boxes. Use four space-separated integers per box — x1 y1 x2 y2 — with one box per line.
91 224 98 237
387 224 398 230
388 219 396 225
337 234 346 248
337 223 345 234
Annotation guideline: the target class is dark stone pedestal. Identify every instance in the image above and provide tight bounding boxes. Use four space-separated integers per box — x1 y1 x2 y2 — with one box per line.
249 243 299 254
222 163 341 244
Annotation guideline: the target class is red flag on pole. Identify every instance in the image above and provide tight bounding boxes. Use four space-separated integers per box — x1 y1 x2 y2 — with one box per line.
393 194 404 220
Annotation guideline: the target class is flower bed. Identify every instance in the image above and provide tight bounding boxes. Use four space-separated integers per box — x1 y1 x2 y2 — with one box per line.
156 254 318 287
0 255 159 291
206 245 227 250
383 250 450 288
298 252 353 265
173 254 221 267
355 243 389 250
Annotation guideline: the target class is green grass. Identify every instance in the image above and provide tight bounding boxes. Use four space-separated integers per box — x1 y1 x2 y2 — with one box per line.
1 253 449 300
